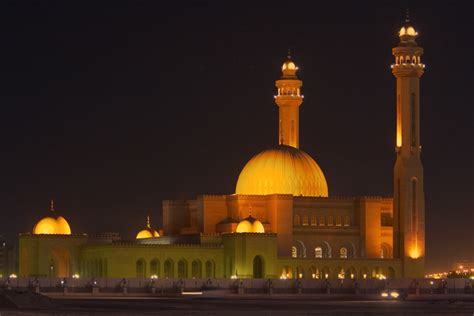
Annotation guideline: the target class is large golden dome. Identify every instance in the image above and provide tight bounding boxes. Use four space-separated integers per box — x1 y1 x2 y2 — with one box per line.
33 216 72 235
235 145 328 197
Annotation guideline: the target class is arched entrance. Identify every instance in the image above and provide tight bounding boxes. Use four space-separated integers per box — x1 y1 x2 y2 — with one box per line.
51 248 71 277
253 256 264 278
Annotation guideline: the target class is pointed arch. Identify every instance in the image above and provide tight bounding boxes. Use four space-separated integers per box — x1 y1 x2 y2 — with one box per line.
136 258 146 278
191 260 202 278
164 258 174 278
177 259 188 278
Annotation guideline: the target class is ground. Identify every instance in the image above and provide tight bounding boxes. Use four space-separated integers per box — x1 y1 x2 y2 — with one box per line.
1 296 474 315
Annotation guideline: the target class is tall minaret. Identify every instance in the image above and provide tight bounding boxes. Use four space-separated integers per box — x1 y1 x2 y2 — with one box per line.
274 53 303 148
391 15 426 277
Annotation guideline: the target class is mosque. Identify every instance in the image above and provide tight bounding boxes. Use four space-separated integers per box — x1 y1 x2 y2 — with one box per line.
19 21 426 280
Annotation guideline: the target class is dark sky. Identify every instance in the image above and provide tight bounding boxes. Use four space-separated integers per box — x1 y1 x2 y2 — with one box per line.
0 1 472 272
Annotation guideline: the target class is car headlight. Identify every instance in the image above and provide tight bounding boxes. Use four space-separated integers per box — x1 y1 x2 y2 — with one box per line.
381 292 389 297
390 291 399 298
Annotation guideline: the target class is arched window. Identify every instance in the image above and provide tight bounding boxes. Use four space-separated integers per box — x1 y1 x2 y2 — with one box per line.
302 215 308 226
319 216 325 226
150 259 159 277
291 246 298 258
294 214 300 226
315 247 323 258
177 259 187 278
136 258 146 278
164 259 173 278
343 216 350 226
381 243 393 259
253 256 264 278
335 216 342 226
191 260 201 278
327 216 334 226
310 216 317 226
340 247 348 259
205 260 214 278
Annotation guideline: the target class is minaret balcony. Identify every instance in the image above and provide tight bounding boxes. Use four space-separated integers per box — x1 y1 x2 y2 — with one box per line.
391 64 424 77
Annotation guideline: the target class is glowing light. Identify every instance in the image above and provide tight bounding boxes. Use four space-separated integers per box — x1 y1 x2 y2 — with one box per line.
72 274 80 279
325 273 329 279
381 292 389 297
150 274 158 279
363 274 367 279
430 281 434 285
312 273 316 279
230 275 238 280
279 274 287 280
182 291 203 295
350 274 355 279
409 248 420 259
390 291 399 298
9 274 17 279
298 273 303 279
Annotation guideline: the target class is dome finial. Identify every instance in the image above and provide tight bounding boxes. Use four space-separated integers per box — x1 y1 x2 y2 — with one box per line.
405 8 410 23
287 48 292 60
50 199 55 212
146 214 151 228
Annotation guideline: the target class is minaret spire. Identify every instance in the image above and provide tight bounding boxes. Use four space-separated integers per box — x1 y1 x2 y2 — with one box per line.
50 199 55 212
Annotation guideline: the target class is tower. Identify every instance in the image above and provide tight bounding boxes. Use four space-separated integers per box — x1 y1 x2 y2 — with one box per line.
391 16 426 277
274 53 303 148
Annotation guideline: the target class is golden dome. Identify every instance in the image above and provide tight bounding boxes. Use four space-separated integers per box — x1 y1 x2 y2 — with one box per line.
236 145 328 197
136 228 159 239
136 215 160 239
399 26 417 37
235 219 252 233
235 215 265 233
33 216 72 235
281 58 298 77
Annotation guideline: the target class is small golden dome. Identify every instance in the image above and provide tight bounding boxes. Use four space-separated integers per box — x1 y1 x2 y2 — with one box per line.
282 60 296 71
252 220 265 233
235 215 265 233
136 228 159 239
136 215 160 239
235 219 252 233
281 58 298 77
399 25 417 37
236 145 328 197
32 200 72 235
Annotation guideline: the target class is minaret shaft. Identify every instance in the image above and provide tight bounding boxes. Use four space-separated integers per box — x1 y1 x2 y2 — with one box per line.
391 24 426 277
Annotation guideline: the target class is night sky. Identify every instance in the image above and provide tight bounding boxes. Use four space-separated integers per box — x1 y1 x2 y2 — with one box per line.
0 1 472 272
